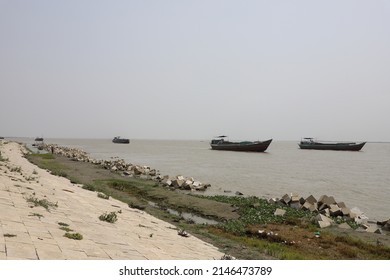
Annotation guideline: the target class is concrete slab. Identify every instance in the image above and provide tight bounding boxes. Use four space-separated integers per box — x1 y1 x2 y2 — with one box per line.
0 142 224 260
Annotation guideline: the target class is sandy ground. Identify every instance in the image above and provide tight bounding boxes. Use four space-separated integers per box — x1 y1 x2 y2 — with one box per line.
0 141 224 260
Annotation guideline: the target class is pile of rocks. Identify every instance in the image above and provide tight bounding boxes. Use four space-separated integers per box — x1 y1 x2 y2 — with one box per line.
41 144 211 192
159 175 211 191
269 193 390 233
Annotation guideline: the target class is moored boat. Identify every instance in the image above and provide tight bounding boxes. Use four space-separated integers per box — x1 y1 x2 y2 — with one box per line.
210 136 272 152
299 138 366 151
112 136 130 144
35 137 44 142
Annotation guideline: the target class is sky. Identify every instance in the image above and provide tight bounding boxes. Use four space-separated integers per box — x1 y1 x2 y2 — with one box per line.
1 0 389 141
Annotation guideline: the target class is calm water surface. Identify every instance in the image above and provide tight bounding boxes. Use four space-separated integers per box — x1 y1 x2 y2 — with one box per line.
16 138 390 221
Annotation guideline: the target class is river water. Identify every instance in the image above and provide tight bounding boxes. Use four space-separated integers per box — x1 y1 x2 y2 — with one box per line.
13 138 390 221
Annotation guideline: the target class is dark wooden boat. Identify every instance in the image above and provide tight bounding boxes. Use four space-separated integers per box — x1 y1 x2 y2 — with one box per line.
210 136 272 152
299 138 366 151
112 136 130 144
34 137 44 141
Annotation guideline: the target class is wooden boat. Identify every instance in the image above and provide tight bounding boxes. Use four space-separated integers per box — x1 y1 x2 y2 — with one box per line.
298 138 366 151
112 136 130 144
210 136 272 152
34 137 44 141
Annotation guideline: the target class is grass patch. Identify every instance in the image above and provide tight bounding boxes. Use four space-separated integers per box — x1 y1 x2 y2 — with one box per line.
58 222 69 227
26 195 58 211
4 233 17 238
31 153 55 160
205 195 316 235
59 226 74 232
99 211 118 223
128 202 146 210
29 213 44 219
26 153 69 177
82 184 96 192
64 232 83 240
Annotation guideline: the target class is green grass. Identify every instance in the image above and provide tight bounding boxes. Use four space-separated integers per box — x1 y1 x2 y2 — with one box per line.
26 195 58 211
60 226 74 232
64 232 83 240
99 211 118 223
29 213 44 219
27 153 69 177
204 195 316 234
82 184 96 191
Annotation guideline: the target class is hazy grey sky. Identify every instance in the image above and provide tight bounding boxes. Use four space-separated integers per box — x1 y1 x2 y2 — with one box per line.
1 0 389 141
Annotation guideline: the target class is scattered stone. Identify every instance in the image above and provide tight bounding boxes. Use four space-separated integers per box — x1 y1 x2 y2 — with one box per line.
220 254 237 260
314 214 334 228
178 229 190 237
305 195 317 204
338 223 352 229
274 208 286 216
281 193 291 205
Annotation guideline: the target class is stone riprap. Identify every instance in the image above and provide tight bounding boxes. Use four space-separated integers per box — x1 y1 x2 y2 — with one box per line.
42 143 211 192
270 193 390 233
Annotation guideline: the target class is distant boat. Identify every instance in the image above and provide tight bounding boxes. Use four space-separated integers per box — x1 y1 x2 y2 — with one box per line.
112 136 130 144
34 137 44 141
298 138 366 151
210 136 272 152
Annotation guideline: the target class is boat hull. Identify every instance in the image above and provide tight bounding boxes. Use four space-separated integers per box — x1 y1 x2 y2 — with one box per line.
211 139 272 152
112 138 130 144
299 142 366 151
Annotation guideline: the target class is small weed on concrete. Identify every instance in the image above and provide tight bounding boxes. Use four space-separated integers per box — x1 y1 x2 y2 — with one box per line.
60 226 74 232
26 195 58 211
29 213 44 219
99 211 118 223
64 232 83 240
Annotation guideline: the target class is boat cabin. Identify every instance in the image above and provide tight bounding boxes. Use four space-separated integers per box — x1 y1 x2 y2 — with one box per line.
211 135 227 145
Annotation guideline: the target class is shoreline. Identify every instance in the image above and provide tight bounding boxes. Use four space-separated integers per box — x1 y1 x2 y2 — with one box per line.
15 137 389 222
36 142 389 227
2 140 390 260
0 140 224 260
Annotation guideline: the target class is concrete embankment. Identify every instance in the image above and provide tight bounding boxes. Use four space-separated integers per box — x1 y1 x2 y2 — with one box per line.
0 141 224 260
